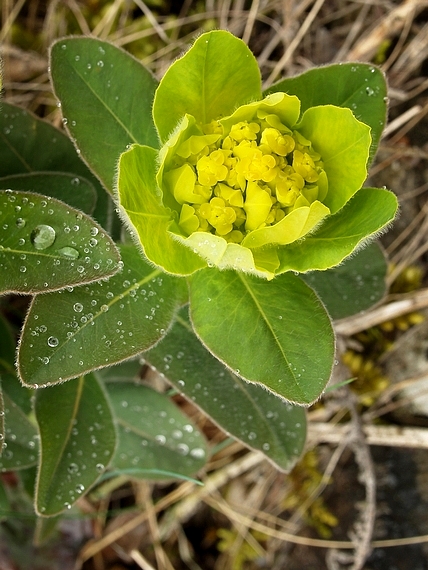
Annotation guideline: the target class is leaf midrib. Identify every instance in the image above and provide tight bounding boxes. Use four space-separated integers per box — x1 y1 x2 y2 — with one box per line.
237 274 303 394
38 376 84 502
59 50 139 144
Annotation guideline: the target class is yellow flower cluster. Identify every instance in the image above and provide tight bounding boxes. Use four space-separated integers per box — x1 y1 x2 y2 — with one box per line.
163 112 328 244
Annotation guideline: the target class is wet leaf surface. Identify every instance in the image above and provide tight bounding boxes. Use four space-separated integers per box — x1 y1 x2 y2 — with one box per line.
302 242 388 320
106 379 207 480
35 373 116 516
0 374 38 472
0 190 120 294
146 307 307 472
189 270 334 405
0 172 97 214
50 38 159 191
18 245 187 386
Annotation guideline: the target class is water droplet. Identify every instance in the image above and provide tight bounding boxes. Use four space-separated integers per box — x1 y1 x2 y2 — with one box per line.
31 225 56 250
97 60 104 67
248 432 257 440
16 217 26 228
47 336 59 347
73 303 83 313
155 434 166 445
58 246 80 259
190 448 205 459
177 443 189 455
19 266 27 273
68 462 79 473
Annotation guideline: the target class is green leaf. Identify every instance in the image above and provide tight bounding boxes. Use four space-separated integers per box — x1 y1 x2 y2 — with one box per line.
0 383 4 457
0 313 15 373
34 373 116 516
0 172 96 214
50 38 159 192
0 375 38 472
0 102 113 232
106 381 207 479
0 190 120 294
277 187 398 274
0 103 94 178
34 515 61 545
302 242 387 320
1 372 33 415
265 63 387 162
153 30 262 142
146 308 307 472
188 270 334 405
117 144 206 276
0 479 10 520
18 244 187 387
296 106 371 213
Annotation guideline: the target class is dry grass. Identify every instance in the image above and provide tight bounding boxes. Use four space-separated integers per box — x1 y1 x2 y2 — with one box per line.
1 1 428 569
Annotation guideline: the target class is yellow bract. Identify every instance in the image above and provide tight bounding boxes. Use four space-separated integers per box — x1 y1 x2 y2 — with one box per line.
161 96 329 246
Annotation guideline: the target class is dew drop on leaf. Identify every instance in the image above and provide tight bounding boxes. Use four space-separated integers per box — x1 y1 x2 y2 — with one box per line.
31 225 56 250
47 336 59 347
58 246 80 259
190 448 205 459
67 462 79 474
177 443 189 455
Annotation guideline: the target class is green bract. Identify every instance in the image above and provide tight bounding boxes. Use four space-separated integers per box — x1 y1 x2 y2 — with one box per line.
117 31 394 279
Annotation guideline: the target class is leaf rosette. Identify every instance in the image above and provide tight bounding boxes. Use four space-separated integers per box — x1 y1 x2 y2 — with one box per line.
117 30 397 280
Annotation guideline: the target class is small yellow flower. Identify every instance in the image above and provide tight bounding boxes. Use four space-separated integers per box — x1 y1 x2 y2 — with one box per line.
158 94 329 252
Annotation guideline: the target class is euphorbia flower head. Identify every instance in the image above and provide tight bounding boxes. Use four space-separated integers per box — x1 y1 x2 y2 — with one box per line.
118 31 394 280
